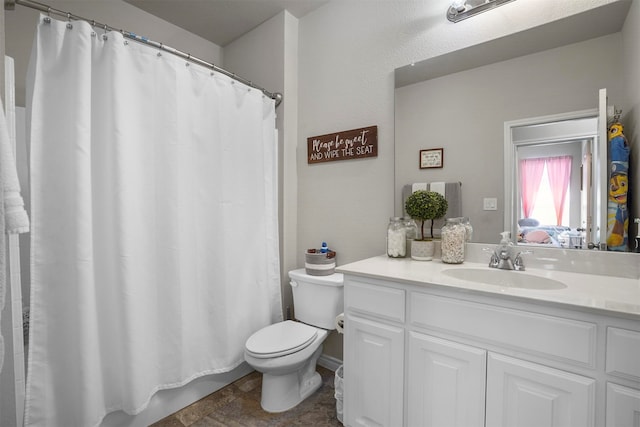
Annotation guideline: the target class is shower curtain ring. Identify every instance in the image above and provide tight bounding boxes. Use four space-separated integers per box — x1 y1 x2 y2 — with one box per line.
157 43 163 57
43 7 51 23
102 24 108 41
66 13 73 29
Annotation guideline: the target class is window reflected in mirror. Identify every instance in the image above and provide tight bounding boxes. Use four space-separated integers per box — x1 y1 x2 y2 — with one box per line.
518 152 581 248
507 114 599 250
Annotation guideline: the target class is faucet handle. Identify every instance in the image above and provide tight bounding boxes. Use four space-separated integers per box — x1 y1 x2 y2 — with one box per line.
513 250 533 271
587 242 608 251
483 247 499 268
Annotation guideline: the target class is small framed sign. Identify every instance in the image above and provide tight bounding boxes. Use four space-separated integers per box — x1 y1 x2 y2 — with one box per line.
420 148 443 169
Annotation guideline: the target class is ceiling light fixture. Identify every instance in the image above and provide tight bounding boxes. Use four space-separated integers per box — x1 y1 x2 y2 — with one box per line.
447 0 516 23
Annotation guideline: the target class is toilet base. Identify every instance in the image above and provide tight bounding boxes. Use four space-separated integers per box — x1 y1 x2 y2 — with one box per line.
260 345 323 413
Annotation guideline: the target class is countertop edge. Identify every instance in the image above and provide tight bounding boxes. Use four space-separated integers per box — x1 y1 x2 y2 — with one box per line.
337 255 640 320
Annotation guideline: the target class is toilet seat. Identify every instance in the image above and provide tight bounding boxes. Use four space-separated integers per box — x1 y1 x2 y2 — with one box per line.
245 320 318 359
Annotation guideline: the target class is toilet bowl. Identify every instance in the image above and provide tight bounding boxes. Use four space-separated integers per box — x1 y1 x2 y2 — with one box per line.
244 269 344 413
244 320 328 412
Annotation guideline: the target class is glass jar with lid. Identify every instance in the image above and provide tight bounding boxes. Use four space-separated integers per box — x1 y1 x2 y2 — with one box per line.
387 217 407 258
441 217 466 264
461 217 473 242
404 218 418 257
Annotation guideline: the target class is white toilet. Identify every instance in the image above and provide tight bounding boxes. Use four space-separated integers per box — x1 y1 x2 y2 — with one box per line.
244 268 344 413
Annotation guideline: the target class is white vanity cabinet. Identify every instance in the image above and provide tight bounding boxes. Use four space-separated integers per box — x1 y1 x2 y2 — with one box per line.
342 273 640 427
605 327 640 426
343 280 405 427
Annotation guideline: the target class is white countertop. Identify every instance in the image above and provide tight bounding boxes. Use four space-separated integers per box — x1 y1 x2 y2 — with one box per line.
337 255 640 318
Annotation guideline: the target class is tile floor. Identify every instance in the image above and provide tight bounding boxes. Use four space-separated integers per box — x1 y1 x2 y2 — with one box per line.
151 366 343 427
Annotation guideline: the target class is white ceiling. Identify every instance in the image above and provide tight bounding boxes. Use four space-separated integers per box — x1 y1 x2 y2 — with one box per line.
124 0 329 46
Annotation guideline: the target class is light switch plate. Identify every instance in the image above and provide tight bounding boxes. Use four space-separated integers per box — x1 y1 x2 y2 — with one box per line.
483 197 497 211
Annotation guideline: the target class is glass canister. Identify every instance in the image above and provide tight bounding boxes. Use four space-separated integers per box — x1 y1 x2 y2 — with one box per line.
461 217 473 242
387 217 407 258
441 217 466 264
404 218 418 257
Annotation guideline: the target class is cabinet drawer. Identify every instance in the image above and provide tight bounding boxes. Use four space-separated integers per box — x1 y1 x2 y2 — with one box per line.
345 280 405 323
410 292 596 367
606 327 640 381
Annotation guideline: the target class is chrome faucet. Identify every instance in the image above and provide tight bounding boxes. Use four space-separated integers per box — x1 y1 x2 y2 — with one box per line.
484 249 532 270
496 248 514 270
483 247 512 269
482 241 533 271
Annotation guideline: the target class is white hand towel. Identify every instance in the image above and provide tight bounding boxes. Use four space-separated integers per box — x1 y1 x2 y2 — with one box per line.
0 97 29 234
429 181 446 197
1 57 29 376
412 182 427 192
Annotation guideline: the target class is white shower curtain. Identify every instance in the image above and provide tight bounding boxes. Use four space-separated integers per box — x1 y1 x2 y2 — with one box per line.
24 15 282 427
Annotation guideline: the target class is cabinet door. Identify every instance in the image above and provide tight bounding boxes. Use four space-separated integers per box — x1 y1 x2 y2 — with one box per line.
606 382 640 427
486 353 595 427
407 332 486 427
344 313 404 427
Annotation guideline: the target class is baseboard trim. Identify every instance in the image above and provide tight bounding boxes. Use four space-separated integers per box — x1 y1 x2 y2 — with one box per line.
318 354 343 371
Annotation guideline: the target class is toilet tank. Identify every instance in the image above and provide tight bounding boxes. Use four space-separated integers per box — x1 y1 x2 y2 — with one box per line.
289 269 344 330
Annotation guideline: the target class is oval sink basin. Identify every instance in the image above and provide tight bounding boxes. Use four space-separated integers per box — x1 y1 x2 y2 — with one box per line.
442 268 567 290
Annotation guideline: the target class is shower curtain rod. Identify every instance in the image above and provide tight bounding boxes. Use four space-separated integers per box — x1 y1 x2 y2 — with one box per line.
4 0 284 107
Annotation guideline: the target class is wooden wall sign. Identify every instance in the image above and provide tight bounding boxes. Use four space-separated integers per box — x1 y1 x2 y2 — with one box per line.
307 125 378 164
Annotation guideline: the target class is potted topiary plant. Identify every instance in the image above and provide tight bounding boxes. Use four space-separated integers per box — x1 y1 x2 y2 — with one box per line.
405 190 448 260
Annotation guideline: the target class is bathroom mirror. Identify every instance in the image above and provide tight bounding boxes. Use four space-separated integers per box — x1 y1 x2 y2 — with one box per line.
394 1 636 250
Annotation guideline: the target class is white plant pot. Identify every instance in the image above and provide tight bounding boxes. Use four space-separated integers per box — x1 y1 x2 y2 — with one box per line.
411 240 435 261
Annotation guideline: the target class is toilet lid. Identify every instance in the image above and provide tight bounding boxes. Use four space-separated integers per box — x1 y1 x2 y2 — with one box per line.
245 320 318 358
